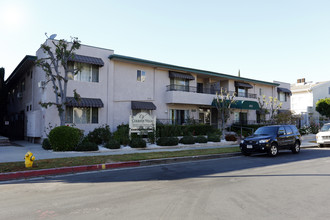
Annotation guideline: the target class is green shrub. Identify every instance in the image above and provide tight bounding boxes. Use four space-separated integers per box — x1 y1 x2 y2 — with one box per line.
75 141 98 151
148 132 156 144
113 124 130 145
179 136 195 145
195 135 208 143
86 125 111 145
130 138 146 148
299 127 308 135
225 134 237 142
156 137 179 146
48 126 82 151
42 138 52 150
104 139 121 149
207 134 221 142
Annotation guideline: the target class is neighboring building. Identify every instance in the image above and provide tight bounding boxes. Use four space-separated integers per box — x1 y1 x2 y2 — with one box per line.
0 68 7 135
274 80 292 112
5 39 288 141
291 78 330 126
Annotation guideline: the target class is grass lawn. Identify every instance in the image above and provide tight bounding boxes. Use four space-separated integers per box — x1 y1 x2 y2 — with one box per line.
0 147 240 173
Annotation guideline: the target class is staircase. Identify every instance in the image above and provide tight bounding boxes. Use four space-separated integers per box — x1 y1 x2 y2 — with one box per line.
0 136 11 146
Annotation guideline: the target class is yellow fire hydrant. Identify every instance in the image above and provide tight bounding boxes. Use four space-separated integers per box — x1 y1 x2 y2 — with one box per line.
24 151 35 168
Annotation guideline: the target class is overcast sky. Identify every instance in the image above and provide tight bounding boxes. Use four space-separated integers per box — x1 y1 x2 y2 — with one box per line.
1 0 329 84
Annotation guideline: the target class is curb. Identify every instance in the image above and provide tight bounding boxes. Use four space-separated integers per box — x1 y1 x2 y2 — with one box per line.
0 153 241 182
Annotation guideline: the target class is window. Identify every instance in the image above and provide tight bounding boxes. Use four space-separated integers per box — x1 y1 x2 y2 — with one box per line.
21 80 25 92
65 107 98 124
137 70 146 82
69 62 99 82
328 87 330 95
170 109 189 125
259 88 262 96
278 92 286 102
170 78 189 91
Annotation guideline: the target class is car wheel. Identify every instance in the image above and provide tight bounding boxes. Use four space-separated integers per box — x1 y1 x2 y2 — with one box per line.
268 143 278 157
291 141 300 154
318 144 324 148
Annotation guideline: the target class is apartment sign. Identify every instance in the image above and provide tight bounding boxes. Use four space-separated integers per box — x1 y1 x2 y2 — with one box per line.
129 112 156 130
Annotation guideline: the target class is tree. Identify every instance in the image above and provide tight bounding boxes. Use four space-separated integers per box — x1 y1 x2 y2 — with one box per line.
36 34 81 126
213 88 236 140
316 98 330 118
258 95 282 122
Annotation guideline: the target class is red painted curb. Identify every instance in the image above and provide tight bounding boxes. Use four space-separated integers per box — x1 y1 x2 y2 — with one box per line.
0 161 141 181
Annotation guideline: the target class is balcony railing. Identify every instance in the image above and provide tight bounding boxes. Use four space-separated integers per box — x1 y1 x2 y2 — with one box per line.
166 85 257 99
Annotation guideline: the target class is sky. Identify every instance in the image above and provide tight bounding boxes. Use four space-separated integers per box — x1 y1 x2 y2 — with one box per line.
1 0 329 84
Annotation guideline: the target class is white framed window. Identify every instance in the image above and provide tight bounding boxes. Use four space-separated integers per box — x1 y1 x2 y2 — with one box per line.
137 70 146 82
65 107 99 124
259 88 262 96
279 92 286 102
68 62 99 82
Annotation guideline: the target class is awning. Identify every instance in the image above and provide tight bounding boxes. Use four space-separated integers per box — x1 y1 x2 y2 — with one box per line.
277 87 292 95
212 99 259 110
235 81 253 89
66 97 104 108
131 101 156 110
68 54 104 66
169 71 195 80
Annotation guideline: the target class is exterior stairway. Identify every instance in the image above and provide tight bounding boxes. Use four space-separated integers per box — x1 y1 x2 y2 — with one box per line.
0 136 11 146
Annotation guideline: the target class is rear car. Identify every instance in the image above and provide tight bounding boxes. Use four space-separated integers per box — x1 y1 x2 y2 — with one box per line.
316 123 330 147
240 125 301 156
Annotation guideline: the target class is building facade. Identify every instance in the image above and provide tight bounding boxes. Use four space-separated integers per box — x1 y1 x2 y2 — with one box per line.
4 40 291 141
291 78 330 126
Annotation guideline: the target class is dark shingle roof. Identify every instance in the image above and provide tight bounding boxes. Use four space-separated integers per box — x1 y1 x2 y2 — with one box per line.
66 97 104 108
69 54 104 66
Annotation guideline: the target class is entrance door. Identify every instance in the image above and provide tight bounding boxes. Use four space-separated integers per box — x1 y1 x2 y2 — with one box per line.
239 112 247 125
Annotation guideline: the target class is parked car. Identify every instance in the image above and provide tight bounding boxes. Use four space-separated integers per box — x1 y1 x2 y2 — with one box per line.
316 123 330 147
240 125 301 156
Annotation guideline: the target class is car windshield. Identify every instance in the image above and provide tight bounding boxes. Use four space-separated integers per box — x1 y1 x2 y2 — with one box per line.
320 124 330 132
254 127 278 135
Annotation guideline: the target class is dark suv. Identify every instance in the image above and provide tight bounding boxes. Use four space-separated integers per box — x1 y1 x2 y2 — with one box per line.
240 125 301 156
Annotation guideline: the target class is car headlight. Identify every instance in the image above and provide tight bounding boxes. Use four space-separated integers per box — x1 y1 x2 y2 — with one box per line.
259 139 270 144
241 140 244 144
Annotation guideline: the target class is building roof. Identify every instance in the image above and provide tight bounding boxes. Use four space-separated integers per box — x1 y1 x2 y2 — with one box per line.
291 81 330 92
5 55 37 86
109 54 280 87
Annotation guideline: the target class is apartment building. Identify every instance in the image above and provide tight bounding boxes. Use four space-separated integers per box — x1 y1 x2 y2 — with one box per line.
4 40 289 141
291 78 330 126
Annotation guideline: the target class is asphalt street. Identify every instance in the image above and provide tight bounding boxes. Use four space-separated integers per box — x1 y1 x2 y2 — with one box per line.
1 147 330 219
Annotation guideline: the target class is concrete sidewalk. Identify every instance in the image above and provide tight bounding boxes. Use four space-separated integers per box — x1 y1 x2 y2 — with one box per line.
0 134 317 163
0 140 239 163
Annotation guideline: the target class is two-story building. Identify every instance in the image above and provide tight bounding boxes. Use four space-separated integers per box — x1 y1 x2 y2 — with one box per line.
4 39 290 141
291 78 330 126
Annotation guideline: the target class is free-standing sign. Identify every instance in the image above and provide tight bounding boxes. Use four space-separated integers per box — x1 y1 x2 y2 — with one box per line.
129 112 156 137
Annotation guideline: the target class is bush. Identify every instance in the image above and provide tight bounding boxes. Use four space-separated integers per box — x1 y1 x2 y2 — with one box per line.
225 134 237 142
42 138 52 150
179 136 195 145
148 132 156 144
195 135 208 143
156 137 179 146
113 124 130 145
75 141 98 151
207 134 221 142
104 139 121 149
48 126 82 151
86 125 111 145
130 138 146 148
